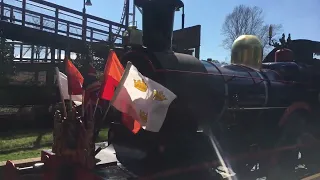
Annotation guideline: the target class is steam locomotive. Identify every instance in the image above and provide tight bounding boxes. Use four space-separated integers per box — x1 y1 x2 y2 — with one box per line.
108 0 320 176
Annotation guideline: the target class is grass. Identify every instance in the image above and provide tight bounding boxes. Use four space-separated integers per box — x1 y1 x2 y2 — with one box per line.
0 128 108 162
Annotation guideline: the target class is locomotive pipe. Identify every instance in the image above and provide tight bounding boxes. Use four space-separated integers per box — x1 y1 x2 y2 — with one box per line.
134 0 184 52
125 0 130 28
182 6 185 29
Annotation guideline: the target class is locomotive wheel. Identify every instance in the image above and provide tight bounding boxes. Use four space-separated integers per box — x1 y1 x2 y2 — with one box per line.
268 111 319 179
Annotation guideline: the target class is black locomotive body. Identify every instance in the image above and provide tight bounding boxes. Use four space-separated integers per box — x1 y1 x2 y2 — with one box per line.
109 0 320 176
113 49 318 153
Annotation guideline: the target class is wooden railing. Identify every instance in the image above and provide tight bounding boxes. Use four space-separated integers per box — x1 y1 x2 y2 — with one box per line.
0 0 127 44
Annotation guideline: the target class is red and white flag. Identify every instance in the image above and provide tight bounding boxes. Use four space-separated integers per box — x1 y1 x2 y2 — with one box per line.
100 50 141 134
111 62 177 132
55 67 83 106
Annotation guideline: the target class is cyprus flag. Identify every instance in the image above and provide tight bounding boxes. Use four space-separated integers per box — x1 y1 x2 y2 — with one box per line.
110 62 177 132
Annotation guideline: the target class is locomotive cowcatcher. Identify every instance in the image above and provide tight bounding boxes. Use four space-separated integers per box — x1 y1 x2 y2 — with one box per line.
108 0 320 178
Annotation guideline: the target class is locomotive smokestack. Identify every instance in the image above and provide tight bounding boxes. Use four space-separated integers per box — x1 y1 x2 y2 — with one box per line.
134 0 184 52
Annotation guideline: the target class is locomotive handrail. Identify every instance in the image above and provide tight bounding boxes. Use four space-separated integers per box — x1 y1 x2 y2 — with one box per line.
0 0 125 44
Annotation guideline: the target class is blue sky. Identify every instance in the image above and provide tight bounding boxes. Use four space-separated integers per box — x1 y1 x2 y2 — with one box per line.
21 0 320 61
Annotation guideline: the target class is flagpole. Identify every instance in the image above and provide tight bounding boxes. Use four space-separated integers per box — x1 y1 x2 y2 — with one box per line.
100 62 132 123
101 103 111 122
91 98 100 121
69 94 73 119
55 67 67 118
82 90 85 118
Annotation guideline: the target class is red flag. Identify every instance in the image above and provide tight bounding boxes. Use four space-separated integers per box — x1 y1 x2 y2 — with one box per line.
65 59 84 95
99 50 141 133
122 113 141 134
99 50 124 100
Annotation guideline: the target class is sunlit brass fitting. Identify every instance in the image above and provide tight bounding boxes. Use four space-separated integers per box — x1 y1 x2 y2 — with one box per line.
231 35 263 69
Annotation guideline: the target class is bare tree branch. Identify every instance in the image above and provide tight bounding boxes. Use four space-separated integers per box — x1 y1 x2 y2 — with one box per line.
221 5 283 56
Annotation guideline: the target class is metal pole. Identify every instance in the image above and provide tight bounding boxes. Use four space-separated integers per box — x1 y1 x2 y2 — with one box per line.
182 6 185 29
132 1 136 26
125 0 130 28
0 0 4 21
82 0 86 41
0 31 4 76
0 0 3 76
83 0 86 14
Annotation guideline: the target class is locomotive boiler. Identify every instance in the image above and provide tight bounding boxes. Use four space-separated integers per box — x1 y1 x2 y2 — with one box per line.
109 0 320 176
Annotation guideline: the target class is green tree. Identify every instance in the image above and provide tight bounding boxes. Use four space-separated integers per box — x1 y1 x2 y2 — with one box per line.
0 37 14 84
205 58 229 65
73 53 86 70
73 43 105 73
220 61 229 65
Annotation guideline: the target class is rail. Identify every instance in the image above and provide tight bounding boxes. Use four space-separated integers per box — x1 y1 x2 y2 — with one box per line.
0 0 127 45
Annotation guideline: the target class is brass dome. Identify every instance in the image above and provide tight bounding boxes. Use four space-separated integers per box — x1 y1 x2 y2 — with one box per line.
231 35 263 69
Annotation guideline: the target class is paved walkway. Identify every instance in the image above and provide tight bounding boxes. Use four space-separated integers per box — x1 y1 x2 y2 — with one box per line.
0 157 40 167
